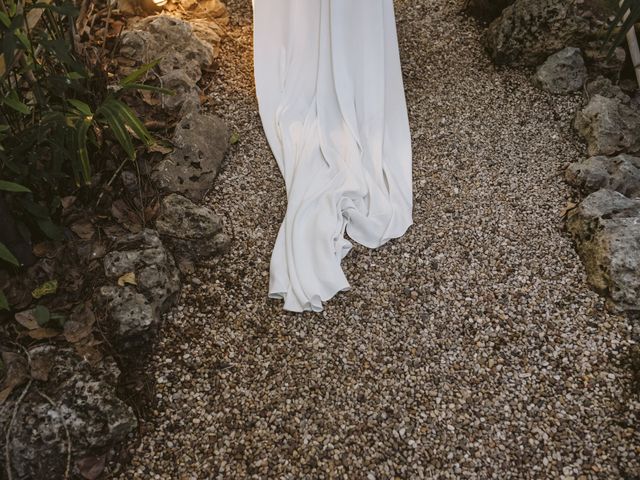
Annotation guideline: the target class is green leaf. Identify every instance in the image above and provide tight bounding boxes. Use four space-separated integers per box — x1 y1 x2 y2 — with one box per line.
75 117 92 183
14 30 30 50
0 12 10 28
37 218 64 241
0 180 30 192
34 305 50 326
230 132 240 145
0 241 19 266
2 95 30 115
120 59 160 86
110 100 153 146
96 101 135 159
68 99 93 117
605 0 640 58
0 290 8 311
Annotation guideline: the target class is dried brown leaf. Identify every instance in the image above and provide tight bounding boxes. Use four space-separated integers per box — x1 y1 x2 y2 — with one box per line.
25 328 60 340
77 453 107 480
14 310 39 330
64 303 96 343
117 272 137 287
71 220 96 240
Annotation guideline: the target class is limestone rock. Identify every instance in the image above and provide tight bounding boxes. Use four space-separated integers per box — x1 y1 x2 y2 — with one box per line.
156 194 231 260
97 285 158 343
151 111 229 200
533 47 586 94
566 154 640 197
0 346 136 479
119 15 215 83
485 0 609 66
103 229 180 313
574 93 640 156
566 189 640 312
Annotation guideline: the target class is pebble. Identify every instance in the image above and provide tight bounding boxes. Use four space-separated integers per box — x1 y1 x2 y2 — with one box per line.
114 0 640 478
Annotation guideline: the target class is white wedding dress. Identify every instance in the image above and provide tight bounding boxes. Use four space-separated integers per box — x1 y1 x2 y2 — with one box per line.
253 0 413 312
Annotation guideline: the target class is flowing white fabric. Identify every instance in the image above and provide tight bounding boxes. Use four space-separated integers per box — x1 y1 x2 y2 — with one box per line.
253 0 413 312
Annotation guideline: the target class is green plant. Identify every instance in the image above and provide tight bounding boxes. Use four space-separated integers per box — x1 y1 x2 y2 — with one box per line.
605 0 640 56
0 0 166 310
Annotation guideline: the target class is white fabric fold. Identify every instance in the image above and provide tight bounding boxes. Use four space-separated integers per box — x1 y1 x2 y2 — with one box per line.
253 0 413 312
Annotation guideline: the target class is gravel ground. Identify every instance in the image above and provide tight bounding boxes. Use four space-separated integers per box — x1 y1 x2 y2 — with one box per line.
116 0 640 478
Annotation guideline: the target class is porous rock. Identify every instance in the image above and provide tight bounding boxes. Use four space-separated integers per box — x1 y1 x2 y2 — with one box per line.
533 47 586 94
0 346 136 480
103 229 180 313
566 189 640 312
485 0 609 66
156 193 230 261
574 93 640 156
119 15 215 83
151 111 229 200
566 154 640 197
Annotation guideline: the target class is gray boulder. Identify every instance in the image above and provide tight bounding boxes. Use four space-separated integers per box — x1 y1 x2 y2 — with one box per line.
97 285 158 345
151 111 229 200
574 93 640 156
156 194 230 261
119 15 214 83
566 154 640 198
566 189 640 313
533 47 586 94
159 69 201 112
103 229 180 313
485 0 609 66
0 346 136 479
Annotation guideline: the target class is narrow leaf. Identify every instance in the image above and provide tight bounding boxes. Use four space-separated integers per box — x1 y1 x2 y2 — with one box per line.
2 96 30 115
0 241 19 266
68 99 93 117
0 180 30 192
120 59 160 86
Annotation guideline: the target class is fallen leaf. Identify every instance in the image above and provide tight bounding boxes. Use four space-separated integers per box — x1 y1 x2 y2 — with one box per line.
111 199 142 233
148 142 174 154
74 337 103 366
77 453 107 480
91 241 108 259
140 89 161 107
117 272 137 287
560 201 577 218
70 220 96 240
32 241 57 258
61 196 77 211
0 352 28 404
14 309 39 330
0 386 14 403
25 328 59 340
64 304 96 343
32 280 58 299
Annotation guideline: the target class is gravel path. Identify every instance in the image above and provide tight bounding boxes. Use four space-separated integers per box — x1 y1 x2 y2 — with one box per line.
118 0 640 478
